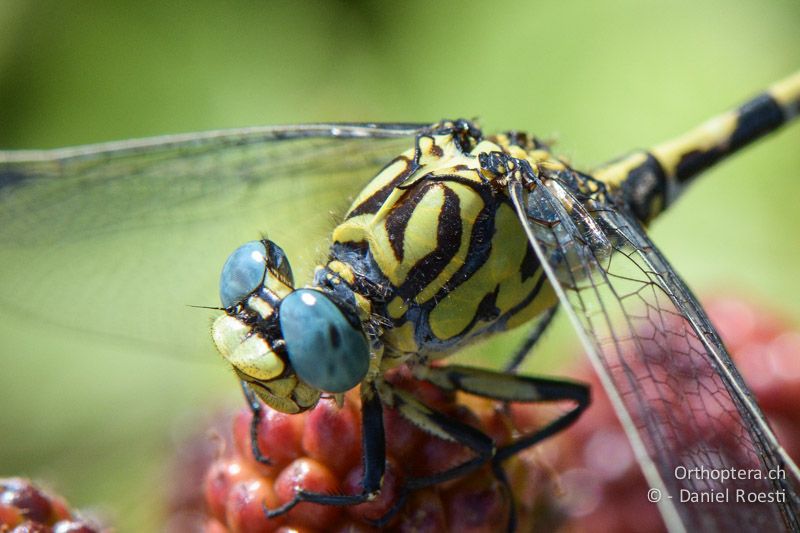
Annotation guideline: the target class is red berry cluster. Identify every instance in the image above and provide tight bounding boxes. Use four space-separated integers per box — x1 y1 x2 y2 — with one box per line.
202 367 558 532
0 478 100 533
547 296 800 532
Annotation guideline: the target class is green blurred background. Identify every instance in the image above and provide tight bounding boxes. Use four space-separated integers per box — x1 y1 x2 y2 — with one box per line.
1 1 799 531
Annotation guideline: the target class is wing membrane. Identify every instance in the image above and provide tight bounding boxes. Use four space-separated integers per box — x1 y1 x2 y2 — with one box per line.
0 123 425 359
508 175 800 531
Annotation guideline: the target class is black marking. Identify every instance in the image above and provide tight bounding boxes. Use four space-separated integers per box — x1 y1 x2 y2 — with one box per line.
442 119 483 153
675 93 785 184
347 120 481 219
323 241 396 303
496 268 549 331
474 286 501 323
505 131 531 149
674 149 717 183
395 185 462 301
347 156 414 218
328 324 341 349
265 239 294 287
384 181 433 261
620 152 669 222
519 241 539 282
422 175 497 297
496 130 551 152
730 93 785 151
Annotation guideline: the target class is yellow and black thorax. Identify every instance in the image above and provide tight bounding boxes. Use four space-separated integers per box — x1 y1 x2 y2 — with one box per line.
314 122 572 363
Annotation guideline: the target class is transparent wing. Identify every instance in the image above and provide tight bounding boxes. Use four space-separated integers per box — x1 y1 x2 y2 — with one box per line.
508 175 800 532
0 123 425 359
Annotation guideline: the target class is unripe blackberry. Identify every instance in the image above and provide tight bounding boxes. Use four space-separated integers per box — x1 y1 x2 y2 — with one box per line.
200 366 556 531
0 478 101 533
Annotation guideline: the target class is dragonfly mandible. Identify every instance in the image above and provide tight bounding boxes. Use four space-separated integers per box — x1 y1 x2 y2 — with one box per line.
1 72 799 531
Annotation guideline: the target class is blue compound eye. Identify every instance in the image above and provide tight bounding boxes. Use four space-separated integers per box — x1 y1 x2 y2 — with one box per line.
279 289 370 393
219 241 268 308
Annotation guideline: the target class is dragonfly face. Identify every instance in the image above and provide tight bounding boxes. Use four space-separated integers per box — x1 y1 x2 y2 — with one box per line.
214 239 370 413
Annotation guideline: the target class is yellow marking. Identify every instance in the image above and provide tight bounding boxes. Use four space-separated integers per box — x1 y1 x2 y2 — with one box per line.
353 292 373 321
227 335 284 381
652 110 738 179
428 204 531 340
418 135 435 157
327 260 355 284
415 181 484 304
505 144 529 160
265 375 297 397
493 133 509 146
461 372 538 400
244 375 321 414
263 274 293 300
246 294 274 319
248 380 302 414
593 151 648 191
382 321 418 355
346 155 414 215
293 380 323 410
387 388 456 442
768 71 800 118
333 126 577 355
372 184 448 286
472 139 503 155
387 296 407 319
497 265 552 327
504 283 557 330
367 344 390 380
537 158 567 171
211 315 251 357
333 393 345 408
332 213 369 245
647 195 664 222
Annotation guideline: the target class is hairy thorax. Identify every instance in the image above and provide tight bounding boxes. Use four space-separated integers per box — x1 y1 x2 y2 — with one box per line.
317 127 564 363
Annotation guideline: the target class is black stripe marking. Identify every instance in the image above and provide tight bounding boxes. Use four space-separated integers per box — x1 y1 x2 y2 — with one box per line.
416 176 497 303
499 269 549 327
675 93 785 183
519 240 539 283
450 285 502 338
620 152 669 222
396 185 462 301
347 156 414 218
384 183 433 261
730 93 785 151
474 286 501 322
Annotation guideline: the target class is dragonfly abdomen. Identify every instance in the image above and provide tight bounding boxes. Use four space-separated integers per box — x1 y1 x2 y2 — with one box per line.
595 71 800 224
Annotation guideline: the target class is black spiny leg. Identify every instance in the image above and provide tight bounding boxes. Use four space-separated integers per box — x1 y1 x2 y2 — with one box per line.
492 460 516 532
416 365 589 461
264 382 386 518
386 387 496 492
241 380 272 465
413 364 590 529
504 304 559 373
370 381 497 527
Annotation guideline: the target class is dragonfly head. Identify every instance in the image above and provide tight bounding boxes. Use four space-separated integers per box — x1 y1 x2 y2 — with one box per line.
212 239 370 413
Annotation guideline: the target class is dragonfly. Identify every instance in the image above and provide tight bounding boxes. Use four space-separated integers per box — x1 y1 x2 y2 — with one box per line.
1 72 799 531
